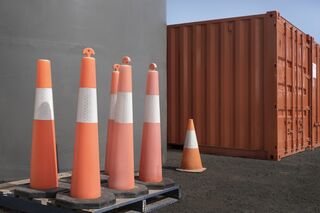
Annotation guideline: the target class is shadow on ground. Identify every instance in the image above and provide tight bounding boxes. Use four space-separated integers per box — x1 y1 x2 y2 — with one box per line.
158 149 320 213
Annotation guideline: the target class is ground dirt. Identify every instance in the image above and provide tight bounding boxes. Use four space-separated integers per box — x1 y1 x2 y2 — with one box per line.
158 149 320 213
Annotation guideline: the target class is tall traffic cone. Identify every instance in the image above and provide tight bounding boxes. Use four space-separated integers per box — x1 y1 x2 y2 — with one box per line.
105 64 120 174
177 119 206 173
108 56 135 190
139 63 162 183
56 48 116 209
70 48 101 199
15 59 69 199
30 59 58 190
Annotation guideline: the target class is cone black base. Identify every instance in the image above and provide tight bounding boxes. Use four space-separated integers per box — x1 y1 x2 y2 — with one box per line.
14 183 69 198
55 188 116 209
136 177 175 190
100 173 109 184
104 183 148 198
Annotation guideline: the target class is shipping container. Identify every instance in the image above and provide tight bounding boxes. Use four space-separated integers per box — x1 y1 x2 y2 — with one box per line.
167 11 320 160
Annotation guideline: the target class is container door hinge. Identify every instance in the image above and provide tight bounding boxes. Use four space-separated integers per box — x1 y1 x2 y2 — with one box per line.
306 138 311 145
287 129 293 134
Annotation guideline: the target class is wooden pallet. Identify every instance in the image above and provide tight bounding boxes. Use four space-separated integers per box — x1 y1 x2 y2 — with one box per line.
0 172 180 213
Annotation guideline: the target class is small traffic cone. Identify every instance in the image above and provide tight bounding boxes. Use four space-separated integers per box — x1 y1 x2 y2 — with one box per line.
30 59 58 190
108 56 135 190
70 48 101 199
105 64 120 175
139 63 162 183
177 119 206 173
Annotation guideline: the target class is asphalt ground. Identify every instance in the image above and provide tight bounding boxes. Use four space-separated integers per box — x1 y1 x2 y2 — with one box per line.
0 149 319 212
158 149 320 213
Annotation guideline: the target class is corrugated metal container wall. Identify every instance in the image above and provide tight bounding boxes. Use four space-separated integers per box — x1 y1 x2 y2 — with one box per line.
167 11 319 160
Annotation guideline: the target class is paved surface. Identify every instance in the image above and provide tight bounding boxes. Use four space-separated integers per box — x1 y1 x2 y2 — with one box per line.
158 149 320 213
0 149 319 212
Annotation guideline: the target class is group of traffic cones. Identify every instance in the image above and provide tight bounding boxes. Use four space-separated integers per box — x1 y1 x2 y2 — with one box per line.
26 48 168 205
26 47 205 207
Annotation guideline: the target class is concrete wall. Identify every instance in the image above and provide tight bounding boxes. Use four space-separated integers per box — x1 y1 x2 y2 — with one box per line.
0 0 166 181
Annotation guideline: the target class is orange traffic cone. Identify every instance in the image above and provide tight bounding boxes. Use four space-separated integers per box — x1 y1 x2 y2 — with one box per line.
70 48 101 199
30 59 58 190
177 119 206 173
105 64 120 174
108 56 135 190
139 63 162 183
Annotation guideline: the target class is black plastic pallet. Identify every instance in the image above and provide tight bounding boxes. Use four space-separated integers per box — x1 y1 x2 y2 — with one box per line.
0 173 181 213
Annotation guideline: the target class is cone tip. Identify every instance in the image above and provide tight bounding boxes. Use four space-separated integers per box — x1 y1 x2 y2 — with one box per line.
122 56 131 65
38 59 50 63
36 59 52 88
187 119 195 130
82 48 95 57
113 64 120 71
149 63 157 71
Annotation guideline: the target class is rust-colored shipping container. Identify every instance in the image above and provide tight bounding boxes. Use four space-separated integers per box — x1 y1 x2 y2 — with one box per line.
167 11 320 160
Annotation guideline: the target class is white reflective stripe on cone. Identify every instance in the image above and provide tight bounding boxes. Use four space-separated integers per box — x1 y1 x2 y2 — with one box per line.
184 131 199 149
144 95 160 123
114 92 133 123
34 88 54 120
109 94 117 120
76 88 98 123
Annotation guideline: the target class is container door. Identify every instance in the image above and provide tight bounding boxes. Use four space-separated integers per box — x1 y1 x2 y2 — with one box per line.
276 22 312 158
297 34 311 152
312 42 320 148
